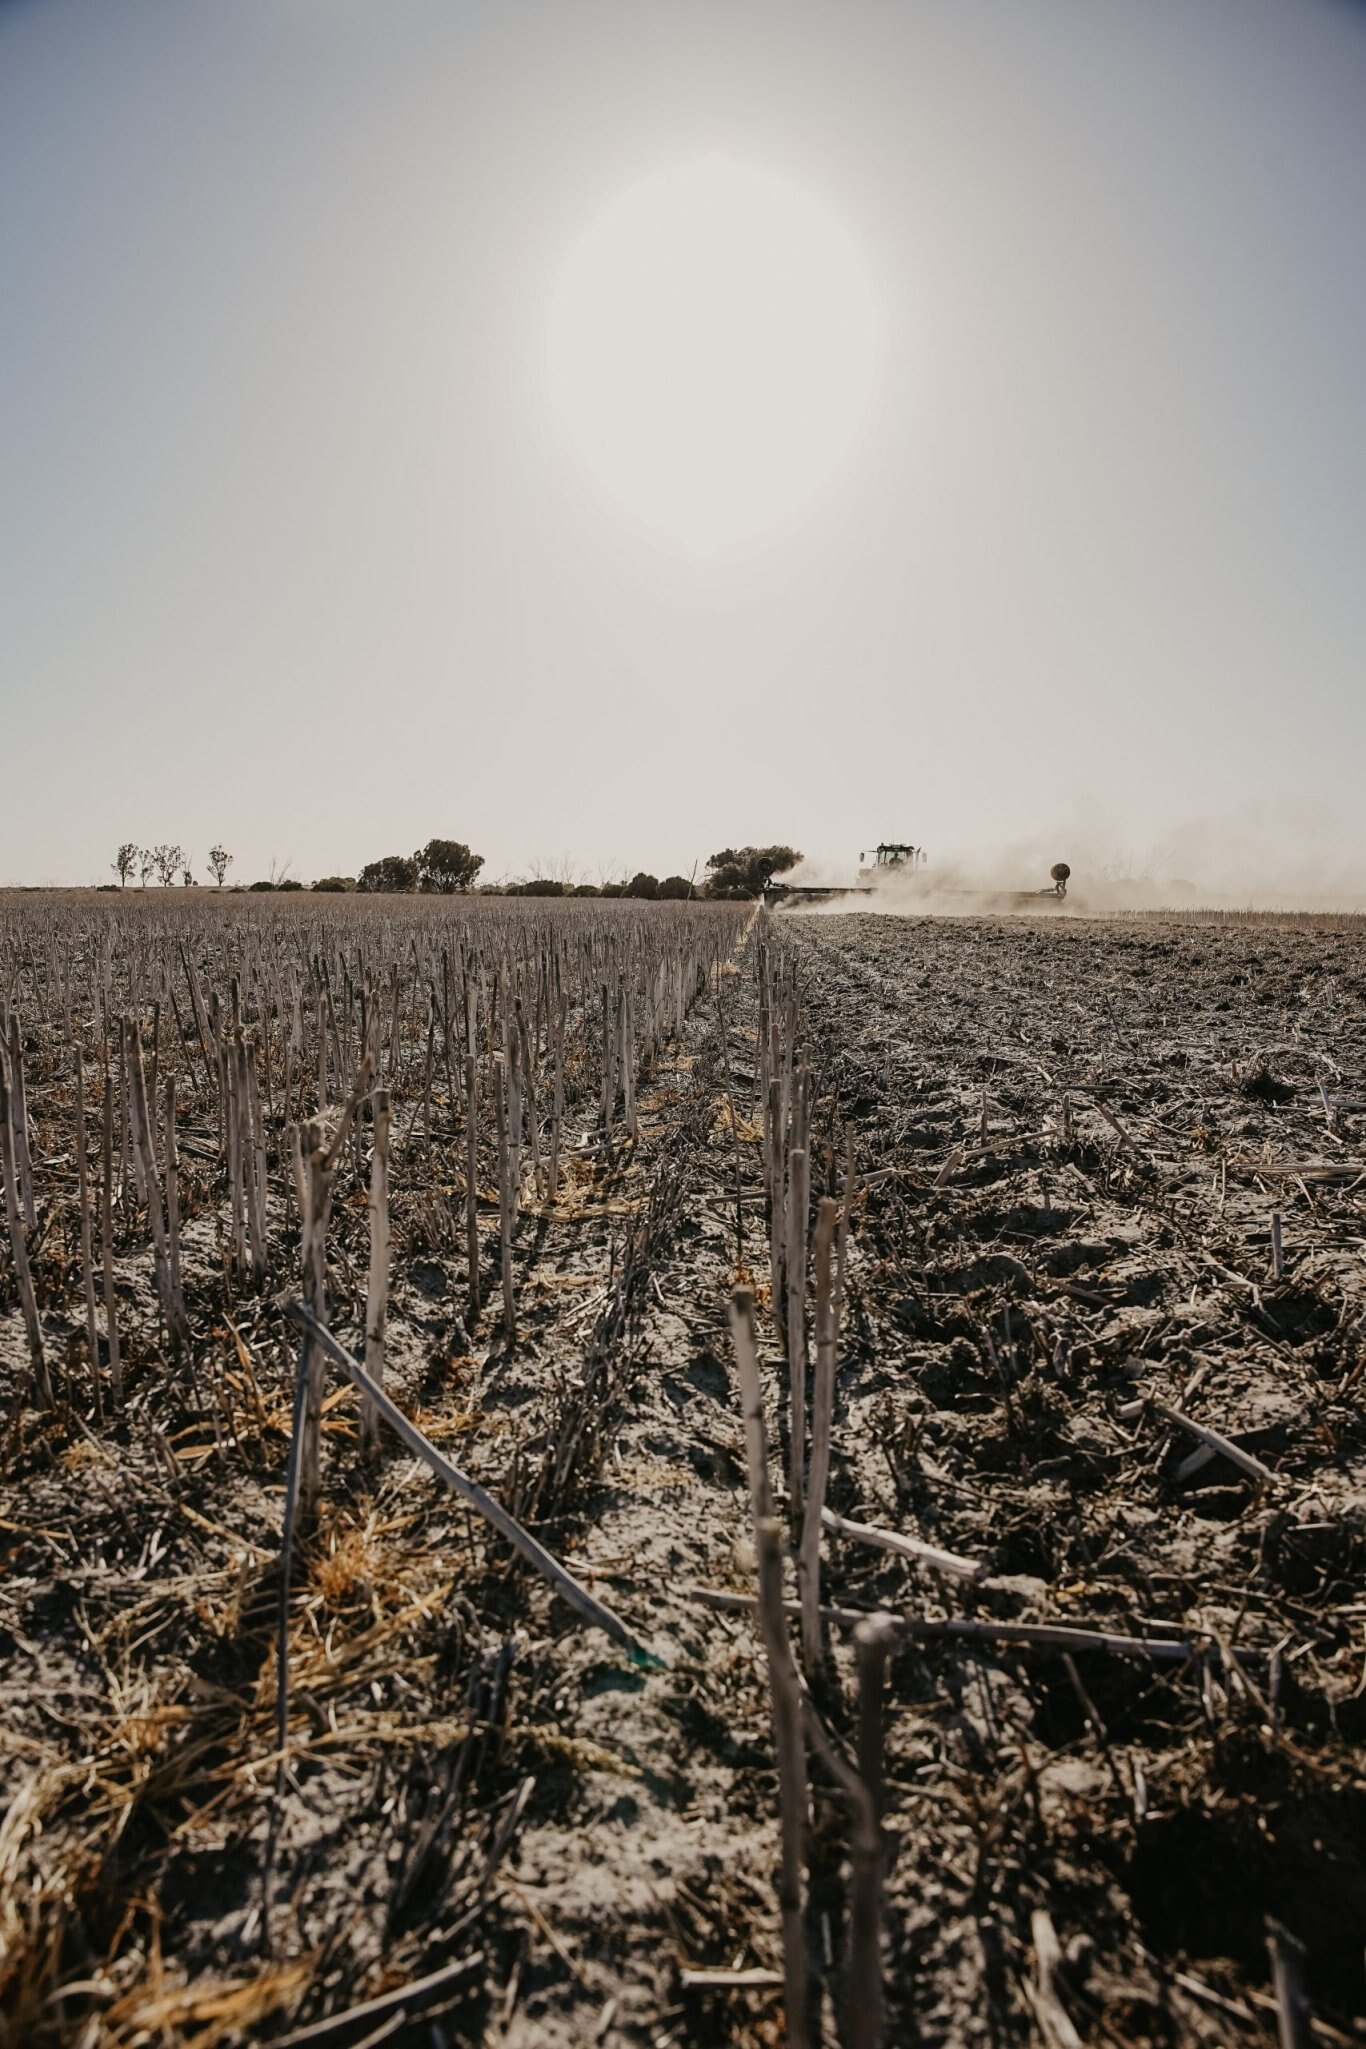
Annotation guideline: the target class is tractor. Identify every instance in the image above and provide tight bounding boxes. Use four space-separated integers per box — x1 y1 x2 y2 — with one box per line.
762 847 1071 908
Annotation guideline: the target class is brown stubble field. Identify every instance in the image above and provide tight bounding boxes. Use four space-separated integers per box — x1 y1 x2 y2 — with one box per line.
1 892 1364 2048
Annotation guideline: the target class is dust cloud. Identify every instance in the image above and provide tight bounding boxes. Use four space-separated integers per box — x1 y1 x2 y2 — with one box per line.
780 809 1366 917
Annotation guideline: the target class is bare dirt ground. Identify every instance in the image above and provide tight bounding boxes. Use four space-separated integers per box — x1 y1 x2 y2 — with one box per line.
778 910 1366 2046
2 900 1364 2047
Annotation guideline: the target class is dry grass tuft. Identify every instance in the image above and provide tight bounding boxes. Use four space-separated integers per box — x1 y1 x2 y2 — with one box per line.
312 1515 384 1605
715 1100 763 1142
101 1956 316 2049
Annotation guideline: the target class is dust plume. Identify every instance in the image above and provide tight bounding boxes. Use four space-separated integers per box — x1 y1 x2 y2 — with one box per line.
781 807 1366 917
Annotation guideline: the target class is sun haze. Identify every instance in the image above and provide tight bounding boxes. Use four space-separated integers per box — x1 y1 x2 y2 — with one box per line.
546 154 882 553
1 0 1364 889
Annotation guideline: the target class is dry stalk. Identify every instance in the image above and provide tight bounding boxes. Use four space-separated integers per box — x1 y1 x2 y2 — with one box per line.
6 1012 36 1230
786 1133 810 1517
766 1073 785 1345
847 1614 896 2049
164 1072 186 1342
127 1018 185 1352
820 1507 983 1580
74 1043 103 1420
690 1586 1208 1661
729 1288 810 2049
362 1085 391 1452
100 1073 122 1404
1266 1920 1310 2049
290 1055 373 1516
0 1045 50 1405
494 1053 516 1344
755 1516 812 2049
799 1196 837 1671
465 1050 481 1321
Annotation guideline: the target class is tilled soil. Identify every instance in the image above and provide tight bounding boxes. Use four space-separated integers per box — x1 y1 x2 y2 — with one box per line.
3 905 1365 2047
778 910 1366 2045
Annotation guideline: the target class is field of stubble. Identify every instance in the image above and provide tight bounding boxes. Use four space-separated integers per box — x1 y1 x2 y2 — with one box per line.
1 895 1363 2049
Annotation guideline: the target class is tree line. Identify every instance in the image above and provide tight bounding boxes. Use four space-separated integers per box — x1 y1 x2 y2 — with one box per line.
107 841 801 900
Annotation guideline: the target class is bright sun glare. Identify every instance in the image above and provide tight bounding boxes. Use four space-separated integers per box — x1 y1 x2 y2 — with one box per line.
547 155 883 554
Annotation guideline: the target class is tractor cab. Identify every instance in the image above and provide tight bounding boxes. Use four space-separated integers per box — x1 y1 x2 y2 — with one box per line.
858 842 925 882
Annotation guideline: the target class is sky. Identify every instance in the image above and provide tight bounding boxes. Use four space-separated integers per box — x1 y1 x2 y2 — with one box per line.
2 0 1365 892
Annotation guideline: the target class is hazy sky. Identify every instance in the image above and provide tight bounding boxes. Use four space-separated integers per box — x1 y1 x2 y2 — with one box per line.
3 0 1364 889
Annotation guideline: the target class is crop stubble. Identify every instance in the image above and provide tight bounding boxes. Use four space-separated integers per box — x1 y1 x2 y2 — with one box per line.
0 894 1364 2046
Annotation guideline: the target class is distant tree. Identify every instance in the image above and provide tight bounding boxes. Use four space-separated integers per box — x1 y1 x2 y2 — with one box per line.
312 875 355 893
207 845 232 888
152 843 186 887
657 874 692 899
571 883 600 897
415 839 484 894
624 872 659 899
357 854 419 894
277 878 304 891
138 847 156 889
704 845 801 899
248 879 277 892
112 843 139 889
180 865 194 886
